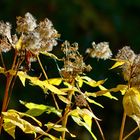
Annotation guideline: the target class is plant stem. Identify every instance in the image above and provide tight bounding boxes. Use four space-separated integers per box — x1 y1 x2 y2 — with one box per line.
119 112 126 140
0 74 13 133
37 55 48 80
123 126 139 140
61 81 74 140
0 50 18 133
37 55 59 109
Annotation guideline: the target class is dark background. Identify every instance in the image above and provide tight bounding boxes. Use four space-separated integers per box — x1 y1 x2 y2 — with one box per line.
0 0 140 140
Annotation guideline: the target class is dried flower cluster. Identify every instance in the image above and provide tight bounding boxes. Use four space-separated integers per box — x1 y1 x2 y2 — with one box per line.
16 13 59 54
86 42 112 60
75 94 88 107
0 12 59 57
60 41 92 82
116 46 140 87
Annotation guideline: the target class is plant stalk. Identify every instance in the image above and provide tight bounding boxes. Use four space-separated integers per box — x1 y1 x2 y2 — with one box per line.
61 80 74 140
119 112 126 140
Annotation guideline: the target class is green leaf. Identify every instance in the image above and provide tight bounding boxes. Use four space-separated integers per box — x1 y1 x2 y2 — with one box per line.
2 110 57 139
20 101 62 117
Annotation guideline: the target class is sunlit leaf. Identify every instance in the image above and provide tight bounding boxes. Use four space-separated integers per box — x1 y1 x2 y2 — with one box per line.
2 110 57 140
123 87 140 128
48 78 62 86
58 95 71 104
71 116 97 140
15 37 22 50
81 76 105 87
45 122 76 137
86 97 104 108
76 76 84 87
0 66 4 73
98 85 118 100
110 59 125 69
20 101 62 117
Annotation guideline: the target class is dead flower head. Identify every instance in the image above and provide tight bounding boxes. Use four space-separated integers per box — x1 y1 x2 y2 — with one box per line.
116 46 140 87
60 41 92 82
86 42 112 60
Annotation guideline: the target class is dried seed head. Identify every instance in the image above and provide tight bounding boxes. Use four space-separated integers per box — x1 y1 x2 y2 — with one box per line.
60 41 92 82
0 21 12 44
116 46 136 64
16 12 37 33
116 46 140 87
86 42 112 60
75 94 87 107
0 37 12 52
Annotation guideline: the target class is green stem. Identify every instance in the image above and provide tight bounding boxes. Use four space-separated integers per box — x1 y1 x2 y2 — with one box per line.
119 112 126 140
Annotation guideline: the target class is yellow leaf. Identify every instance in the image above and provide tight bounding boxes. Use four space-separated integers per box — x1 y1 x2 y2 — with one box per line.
86 97 104 108
15 37 22 50
48 78 62 86
123 87 140 128
98 85 118 100
58 95 71 104
3 110 59 140
110 60 125 69
0 67 4 73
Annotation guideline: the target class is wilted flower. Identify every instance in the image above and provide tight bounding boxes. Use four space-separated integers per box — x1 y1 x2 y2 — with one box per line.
60 41 92 82
86 42 112 60
16 12 37 33
0 37 12 52
116 46 140 87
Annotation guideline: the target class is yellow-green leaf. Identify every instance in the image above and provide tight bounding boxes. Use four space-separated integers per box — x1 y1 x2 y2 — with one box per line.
20 101 62 117
2 110 57 139
15 37 22 50
110 60 125 69
98 85 118 100
48 78 62 86
86 97 104 108
0 67 4 73
58 95 71 104
45 122 76 137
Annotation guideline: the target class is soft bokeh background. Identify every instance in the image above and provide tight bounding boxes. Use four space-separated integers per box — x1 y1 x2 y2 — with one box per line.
0 0 140 140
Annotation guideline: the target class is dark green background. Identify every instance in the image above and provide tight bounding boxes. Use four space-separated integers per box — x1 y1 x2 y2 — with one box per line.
0 0 140 140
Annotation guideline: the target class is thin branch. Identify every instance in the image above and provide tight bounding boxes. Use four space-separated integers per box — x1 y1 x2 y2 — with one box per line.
123 126 139 140
119 112 126 140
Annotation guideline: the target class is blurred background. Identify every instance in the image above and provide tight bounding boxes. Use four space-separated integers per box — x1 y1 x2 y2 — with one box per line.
0 0 140 140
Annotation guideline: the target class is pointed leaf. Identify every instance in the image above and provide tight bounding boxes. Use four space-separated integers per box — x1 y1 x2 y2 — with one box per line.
20 101 62 117
2 110 56 139
48 78 62 86
58 95 71 104
110 60 125 69
98 85 118 100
